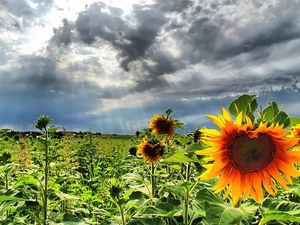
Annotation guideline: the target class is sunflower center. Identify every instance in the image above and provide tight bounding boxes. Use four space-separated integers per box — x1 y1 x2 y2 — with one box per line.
228 133 275 173
157 119 171 131
144 144 159 157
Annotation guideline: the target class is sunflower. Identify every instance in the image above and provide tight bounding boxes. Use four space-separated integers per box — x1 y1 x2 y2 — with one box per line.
137 139 164 163
290 124 300 144
149 114 176 136
196 108 300 206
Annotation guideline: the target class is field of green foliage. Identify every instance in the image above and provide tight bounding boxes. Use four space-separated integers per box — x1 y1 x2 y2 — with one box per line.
1 95 300 225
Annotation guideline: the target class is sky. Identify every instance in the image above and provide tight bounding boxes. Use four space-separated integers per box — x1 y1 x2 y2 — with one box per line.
0 0 300 134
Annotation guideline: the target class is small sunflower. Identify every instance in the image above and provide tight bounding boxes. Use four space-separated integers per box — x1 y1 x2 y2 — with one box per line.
137 139 164 163
290 124 300 144
149 114 176 136
196 108 300 206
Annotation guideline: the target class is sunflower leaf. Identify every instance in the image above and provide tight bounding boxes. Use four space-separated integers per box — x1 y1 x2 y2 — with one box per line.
259 211 300 225
257 101 290 127
195 187 224 205
204 202 243 225
228 94 257 121
128 218 167 225
143 202 181 217
289 117 300 126
163 150 199 163
165 109 173 117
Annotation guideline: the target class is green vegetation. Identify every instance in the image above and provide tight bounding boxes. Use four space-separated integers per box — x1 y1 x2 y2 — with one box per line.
0 95 300 225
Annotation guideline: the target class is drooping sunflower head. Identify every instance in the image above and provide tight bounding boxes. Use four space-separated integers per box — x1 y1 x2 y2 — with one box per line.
196 107 300 206
149 114 176 136
137 138 165 163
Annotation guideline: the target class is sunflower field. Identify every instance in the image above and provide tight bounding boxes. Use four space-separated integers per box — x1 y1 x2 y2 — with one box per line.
0 94 300 225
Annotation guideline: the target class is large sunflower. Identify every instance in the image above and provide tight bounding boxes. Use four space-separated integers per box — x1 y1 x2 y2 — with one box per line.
196 108 300 206
137 139 164 163
149 114 176 136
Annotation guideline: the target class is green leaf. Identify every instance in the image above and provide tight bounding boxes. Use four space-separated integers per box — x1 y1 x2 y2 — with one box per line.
257 101 290 127
259 211 300 225
60 222 87 225
195 187 224 205
204 201 257 225
164 150 199 163
0 164 15 173
185 142 209 154
0 195 28 201
61 214 86 224
165 109 173 117
190 201 206 221
48 125 59 134
228 94 258 121
290 117 300 126
170 164 181 170
14 175 38 188
263 198 300 212
143 202 181 217
164 185 184 197
238 202 258 223
175 122 185 130
128 218 166 225
260 197 300 224
179 181 195 192
56 192 80 201
125 200 138 210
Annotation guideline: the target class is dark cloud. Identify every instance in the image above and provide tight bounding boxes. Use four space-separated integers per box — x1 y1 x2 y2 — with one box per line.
0 0 53 29
46 0 300 95
50 18 74 46
116 7 166 71
74 2 167 72
154 0 193 12
75 2 128 44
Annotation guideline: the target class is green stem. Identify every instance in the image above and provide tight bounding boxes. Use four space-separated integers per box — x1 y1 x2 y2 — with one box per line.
183 189 189 225
43 130 49 225
119 203 126 225
111 197 126 225
183 163 190 225
151 162 156 197
170 217 180 225
5 171 8 190
186 163 190 181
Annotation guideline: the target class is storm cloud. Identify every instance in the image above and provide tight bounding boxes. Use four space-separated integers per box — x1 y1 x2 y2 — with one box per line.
0 0 300 133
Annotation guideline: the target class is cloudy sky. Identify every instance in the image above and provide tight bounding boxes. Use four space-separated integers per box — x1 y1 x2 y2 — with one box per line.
0 0 300 134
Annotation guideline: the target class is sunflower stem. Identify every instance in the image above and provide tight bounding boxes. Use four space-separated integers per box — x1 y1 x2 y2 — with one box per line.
151 162 156 198
234 198 242 225
35 127 50 225
110 197 126 225
43 128 49 225
186 163 190 181
183 163 190 225
183 189 189 225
